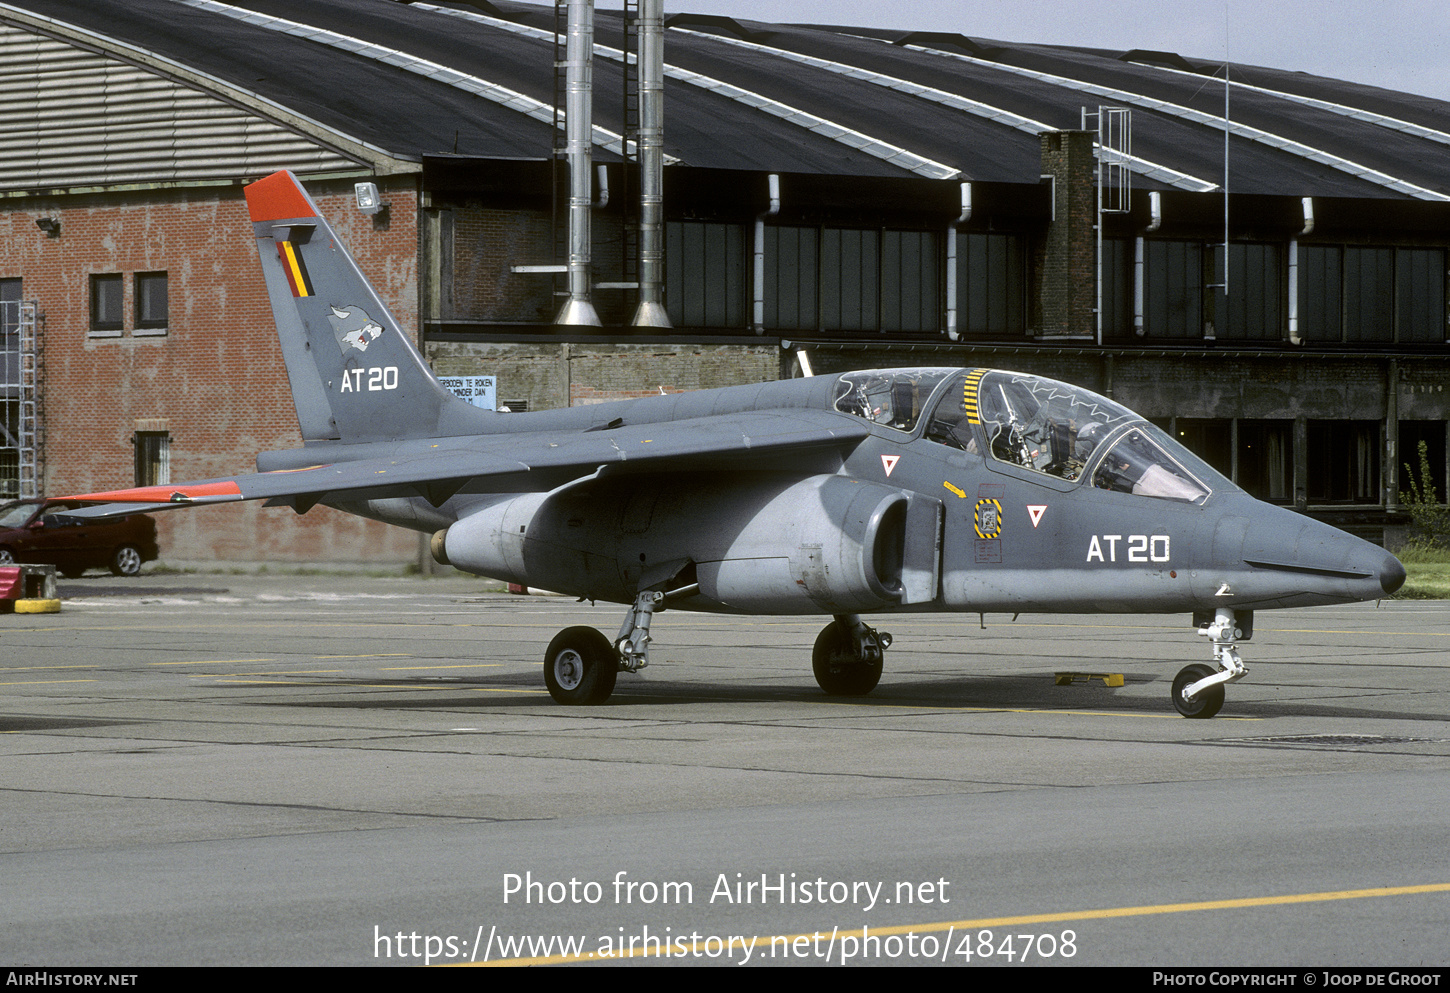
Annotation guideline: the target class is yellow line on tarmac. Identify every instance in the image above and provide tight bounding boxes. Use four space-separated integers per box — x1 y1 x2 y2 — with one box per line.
466 881 1450 967
151 659 274 666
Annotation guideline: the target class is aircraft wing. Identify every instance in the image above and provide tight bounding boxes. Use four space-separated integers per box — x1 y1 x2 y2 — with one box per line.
59 408 870 518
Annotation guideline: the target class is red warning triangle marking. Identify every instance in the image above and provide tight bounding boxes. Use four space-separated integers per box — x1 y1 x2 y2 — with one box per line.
881 454 900 477
1027 504 1047 528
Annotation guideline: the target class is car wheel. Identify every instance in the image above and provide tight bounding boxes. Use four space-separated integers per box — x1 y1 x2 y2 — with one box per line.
110 545 143 577
0 548 14 566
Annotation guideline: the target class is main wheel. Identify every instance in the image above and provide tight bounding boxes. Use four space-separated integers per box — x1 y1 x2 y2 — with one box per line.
110 545 143 577
544 626 619 705
812 621 883 696
1172 663 1224 719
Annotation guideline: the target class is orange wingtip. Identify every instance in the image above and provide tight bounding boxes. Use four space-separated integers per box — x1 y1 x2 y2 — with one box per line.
245 170 317 222
60 482 245 503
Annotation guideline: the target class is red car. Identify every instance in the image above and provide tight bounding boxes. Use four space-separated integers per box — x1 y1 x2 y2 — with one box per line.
0 499 159 577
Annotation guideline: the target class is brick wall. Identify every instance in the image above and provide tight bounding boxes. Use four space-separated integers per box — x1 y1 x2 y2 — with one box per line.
0 176 423 565
1037 130 1096 338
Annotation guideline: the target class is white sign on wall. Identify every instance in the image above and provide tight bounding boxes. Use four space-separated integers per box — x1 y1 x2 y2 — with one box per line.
438 375 497 410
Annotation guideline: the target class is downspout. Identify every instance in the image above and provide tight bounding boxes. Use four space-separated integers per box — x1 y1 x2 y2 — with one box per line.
751 172 780 334
944 181 972 340
630 0 670 327
1288 196 1313 344
554 0 601 326
1134 190 1162 336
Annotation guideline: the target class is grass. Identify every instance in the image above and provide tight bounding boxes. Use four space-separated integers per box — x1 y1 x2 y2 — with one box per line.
1393 544 1450 599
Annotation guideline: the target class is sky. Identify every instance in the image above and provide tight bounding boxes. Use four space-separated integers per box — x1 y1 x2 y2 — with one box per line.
597 0 1450 103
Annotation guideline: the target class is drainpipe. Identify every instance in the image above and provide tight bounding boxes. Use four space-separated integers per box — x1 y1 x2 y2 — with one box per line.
1134 191 1162 336
554 0 601 326
1288 197 1313 344
944 181 972 340
630 0 670 327
751 172 780 333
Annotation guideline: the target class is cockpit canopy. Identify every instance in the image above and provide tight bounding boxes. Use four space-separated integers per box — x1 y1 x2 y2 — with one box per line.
834 368 1214 504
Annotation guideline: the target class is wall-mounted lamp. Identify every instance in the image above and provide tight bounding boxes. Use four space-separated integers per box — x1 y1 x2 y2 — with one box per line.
35 217 59 236
354 182 387 218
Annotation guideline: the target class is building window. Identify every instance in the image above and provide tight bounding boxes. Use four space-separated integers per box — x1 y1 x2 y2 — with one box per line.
763 225 943 334
134 432 170 487
90 274 123 334
1173 418 1233 479
1307 420 1380 503
1399 421 1447 503
1299 245 1446 343
1237 420 1293 504
764 225 818 331
665 221 746 328
135 272 168 333
1219 243 1284 340
957 232 1024 336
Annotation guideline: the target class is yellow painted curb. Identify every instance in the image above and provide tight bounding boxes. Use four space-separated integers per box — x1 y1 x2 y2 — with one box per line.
12 599 61 614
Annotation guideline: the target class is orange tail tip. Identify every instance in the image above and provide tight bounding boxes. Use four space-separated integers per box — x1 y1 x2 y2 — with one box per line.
60 482 244 503
245 170 317 223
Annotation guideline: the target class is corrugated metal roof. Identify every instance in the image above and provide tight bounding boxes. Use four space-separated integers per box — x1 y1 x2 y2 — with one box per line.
1 0 1448 198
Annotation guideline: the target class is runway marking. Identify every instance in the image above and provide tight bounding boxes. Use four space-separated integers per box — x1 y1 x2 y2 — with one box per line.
0 665 102 671
189 669 344 677
470 881 1450 966
379 664 503 671
315 654 412 659
151 659 275 666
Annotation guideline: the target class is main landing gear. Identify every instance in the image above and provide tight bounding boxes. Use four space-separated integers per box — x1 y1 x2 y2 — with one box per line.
1172 606 1250 719
541 587 682 705
541 595 896 704
812 614 892 696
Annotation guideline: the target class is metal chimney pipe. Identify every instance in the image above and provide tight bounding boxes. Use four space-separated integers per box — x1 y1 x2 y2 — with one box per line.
630 0 671 327
554 0 601 326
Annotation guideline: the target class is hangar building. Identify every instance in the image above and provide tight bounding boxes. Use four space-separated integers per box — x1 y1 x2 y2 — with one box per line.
1 0 1447 565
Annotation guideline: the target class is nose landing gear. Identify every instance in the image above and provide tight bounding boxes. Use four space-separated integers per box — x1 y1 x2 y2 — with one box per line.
1173 607 1251 718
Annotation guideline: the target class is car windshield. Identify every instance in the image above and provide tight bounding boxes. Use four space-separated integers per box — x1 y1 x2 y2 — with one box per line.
0 501 40 528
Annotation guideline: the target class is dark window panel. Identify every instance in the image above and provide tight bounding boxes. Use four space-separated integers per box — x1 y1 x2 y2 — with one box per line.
135 271 168 329
90 273 123 332
1237 419 1293 503
1398 421 1447 503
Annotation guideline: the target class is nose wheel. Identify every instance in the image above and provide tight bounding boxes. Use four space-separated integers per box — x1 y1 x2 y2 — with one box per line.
1171 664 1224 719
1174 607 1250 718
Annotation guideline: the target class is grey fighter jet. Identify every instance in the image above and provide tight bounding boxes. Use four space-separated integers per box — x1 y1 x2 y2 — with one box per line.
66 171 1405 717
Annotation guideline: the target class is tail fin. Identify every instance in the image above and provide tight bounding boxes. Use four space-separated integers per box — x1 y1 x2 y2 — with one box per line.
245 170 483 444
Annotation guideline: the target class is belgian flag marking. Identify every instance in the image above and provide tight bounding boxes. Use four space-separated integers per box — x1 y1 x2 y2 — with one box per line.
277 240 314 297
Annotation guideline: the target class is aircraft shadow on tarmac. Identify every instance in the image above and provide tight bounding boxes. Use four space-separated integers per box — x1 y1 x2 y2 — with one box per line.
247 668 1443 723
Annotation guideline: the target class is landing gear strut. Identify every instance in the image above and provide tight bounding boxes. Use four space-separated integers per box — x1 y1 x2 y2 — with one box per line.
812 614 891 696
1172 606 1250 719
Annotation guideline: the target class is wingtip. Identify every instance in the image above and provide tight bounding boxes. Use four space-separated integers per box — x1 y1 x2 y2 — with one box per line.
244 170 317 223
59 482 245 503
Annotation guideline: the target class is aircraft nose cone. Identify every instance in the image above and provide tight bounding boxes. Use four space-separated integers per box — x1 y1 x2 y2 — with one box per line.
1381 553 1406 596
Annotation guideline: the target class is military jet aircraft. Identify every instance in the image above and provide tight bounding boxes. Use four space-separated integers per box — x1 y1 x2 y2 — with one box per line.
65 170 1405 717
